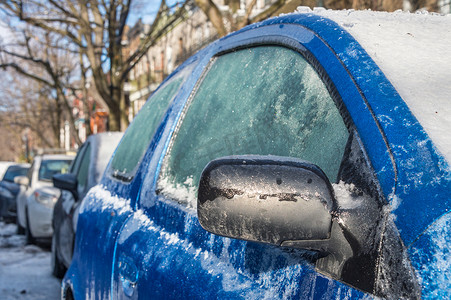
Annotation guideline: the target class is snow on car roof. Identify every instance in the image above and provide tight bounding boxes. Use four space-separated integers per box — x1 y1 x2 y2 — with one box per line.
296 8 451 163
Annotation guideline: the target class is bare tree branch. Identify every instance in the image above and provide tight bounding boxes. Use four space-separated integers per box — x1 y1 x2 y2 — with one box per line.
122 0 189 81
0 62 54 86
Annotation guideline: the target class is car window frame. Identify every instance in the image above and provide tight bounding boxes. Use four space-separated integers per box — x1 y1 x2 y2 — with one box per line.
155 42 355 205
26 159 36 187
139 27 395 204
70 143 88 175
106 63 197 184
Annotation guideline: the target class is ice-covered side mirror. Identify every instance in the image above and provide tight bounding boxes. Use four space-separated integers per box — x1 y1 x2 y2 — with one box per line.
53 173 78 201
197 155 336 249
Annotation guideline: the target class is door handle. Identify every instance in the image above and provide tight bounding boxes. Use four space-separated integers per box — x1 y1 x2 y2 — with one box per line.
118 255 139 297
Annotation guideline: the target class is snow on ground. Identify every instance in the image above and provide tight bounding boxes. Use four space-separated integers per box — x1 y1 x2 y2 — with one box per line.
0 221 61 300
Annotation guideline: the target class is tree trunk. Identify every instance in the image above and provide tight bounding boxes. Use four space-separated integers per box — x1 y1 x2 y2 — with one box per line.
194 0 228 37
108 86 122 132
80 49 92 138
54 96 63 148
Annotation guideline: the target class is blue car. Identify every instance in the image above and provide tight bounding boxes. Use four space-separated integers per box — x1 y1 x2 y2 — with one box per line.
63 9 450 299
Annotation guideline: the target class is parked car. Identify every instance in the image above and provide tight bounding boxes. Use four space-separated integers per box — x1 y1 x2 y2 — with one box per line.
63 10 451 299
51 132 123 278
15 153 74 243
0 163 30 222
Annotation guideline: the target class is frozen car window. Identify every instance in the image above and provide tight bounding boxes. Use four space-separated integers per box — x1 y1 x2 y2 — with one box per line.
159 46 349 205
110 76 184 180
38 160 72 181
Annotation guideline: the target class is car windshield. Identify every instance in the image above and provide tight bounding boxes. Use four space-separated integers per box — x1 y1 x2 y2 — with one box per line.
2 166 29 182
38 160 72 181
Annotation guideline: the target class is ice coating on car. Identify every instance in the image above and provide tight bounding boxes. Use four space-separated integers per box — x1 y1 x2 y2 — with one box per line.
158 175 197 209
92 132 123 185
65 10 450 299
158 46 349 205
80 184 131 215
297 9 451 163
116 203 365 299
332 181 365 210
409 212 451 299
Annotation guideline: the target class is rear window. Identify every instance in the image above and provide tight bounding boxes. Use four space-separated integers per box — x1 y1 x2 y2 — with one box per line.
3 166 29 182
38 160 72 181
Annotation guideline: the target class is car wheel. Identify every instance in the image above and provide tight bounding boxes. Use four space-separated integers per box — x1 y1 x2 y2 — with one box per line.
16 217 25 235
51 235 66 278
25 209 36 245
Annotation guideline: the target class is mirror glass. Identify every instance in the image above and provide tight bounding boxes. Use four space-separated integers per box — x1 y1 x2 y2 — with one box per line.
198 156 335 246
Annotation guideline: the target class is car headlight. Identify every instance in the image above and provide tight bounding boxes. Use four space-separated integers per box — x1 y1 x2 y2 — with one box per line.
34 191 58 208
0 186 14 199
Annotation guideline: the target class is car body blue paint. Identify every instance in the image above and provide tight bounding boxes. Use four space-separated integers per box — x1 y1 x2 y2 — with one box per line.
112 201 365 299
64 13 450 299
63 177 139 297
408 211 451 299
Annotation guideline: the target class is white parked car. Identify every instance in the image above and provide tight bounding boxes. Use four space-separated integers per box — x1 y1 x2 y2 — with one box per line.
15 153 74 243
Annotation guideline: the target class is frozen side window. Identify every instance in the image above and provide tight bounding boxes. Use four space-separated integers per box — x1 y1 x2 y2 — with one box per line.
110 76 184 180
158 46 349 206
77 143 91 195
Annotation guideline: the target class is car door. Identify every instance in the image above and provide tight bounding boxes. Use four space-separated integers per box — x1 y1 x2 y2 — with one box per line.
54 142 91 266
64 60 198 300
110 22 421 299
109 23 420 299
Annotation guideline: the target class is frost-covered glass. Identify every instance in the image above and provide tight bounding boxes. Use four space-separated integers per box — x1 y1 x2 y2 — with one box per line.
159 46 349 205
111 77 183 179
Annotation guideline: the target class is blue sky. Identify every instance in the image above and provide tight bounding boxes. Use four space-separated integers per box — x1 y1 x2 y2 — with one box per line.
127 0 182 25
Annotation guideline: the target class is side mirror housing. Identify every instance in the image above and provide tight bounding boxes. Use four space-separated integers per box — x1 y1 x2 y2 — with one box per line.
14 175 29 187
53 173 78 201
197 155 336 249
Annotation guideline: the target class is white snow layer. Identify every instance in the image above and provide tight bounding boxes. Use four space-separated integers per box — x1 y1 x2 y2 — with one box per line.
0 222 60 299
296 8 451 163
